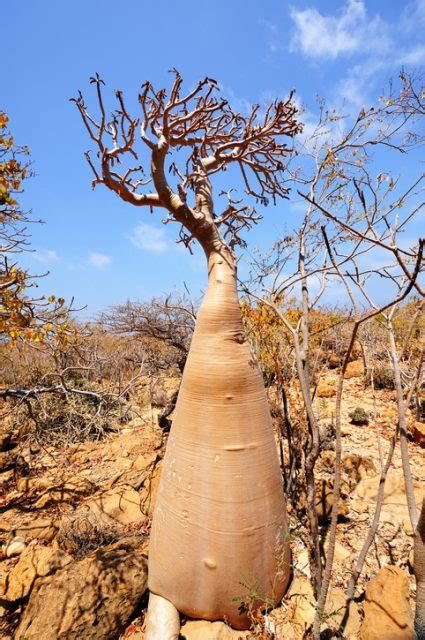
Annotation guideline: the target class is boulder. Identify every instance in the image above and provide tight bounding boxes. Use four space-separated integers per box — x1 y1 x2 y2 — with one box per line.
14 537 148 640
180 620 250 639
316 383 336 398
2 542 71 601
360 566 415 639
344 359 364 379
409 420 425 448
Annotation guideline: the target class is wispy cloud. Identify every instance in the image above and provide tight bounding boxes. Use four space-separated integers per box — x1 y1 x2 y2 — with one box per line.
289 0 390 60
259 18 284 55
88 252 112 269
335 57 388 108
130 221 168 253
401 0 425 32
33 249 60 263
397 44 425 65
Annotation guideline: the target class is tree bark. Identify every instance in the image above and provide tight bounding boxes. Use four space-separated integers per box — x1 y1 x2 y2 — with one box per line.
415 498 425 640
148 248 290 629
388 318 418 530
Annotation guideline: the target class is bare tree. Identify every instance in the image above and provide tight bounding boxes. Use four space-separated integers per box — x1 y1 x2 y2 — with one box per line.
100 294 195 373
100 294 196 430
244 71 424 639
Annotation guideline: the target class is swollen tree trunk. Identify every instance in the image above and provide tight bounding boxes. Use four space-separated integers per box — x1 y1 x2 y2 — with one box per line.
148 248 290 630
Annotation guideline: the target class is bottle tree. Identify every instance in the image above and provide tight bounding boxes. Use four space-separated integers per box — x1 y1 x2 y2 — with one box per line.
73 71 300 632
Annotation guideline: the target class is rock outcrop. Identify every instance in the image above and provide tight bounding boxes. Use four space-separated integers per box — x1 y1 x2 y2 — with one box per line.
360 566 415 639
1 542 71 601
14 537 148 640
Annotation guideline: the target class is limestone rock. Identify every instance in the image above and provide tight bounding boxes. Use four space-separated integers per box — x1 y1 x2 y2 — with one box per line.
2 536 26 558
2 542 71 601
82 485 144 526
14 536 148 640
33 476 95 509
360 566 415 639
0 515 59 542
409 420 425 448
316 383 336 398
353 472 423 534
323 534 351 565
321 587 361 639
344 359 364 378
316 479 349 521
271 575 316 639
342 454 376 488
180 619 250 639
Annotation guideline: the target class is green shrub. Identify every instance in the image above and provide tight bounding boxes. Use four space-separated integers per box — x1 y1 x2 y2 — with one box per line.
349 407 369 425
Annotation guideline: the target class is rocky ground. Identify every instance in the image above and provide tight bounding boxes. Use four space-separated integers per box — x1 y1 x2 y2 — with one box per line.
0 360 423 639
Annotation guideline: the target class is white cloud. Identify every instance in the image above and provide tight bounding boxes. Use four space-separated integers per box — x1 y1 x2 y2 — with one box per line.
130 221 168 253
336 59 385 108
289 0 390 60
33 249 59 263
88 252 111 269
397 44 425 65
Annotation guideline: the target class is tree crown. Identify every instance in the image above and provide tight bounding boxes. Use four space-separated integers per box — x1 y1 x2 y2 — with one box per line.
72 71 301 252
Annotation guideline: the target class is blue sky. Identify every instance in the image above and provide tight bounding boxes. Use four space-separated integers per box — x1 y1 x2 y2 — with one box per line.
3 0 424 316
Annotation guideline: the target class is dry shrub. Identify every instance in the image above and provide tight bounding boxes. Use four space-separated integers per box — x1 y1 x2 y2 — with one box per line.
372 365 395 390
58 510 146 558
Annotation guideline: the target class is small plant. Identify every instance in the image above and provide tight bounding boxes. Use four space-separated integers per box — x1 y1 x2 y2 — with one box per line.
348 406 369 425
372 365 395 390
232 570 277 636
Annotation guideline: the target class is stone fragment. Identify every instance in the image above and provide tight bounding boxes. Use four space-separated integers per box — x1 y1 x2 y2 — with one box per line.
360 566 415 639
